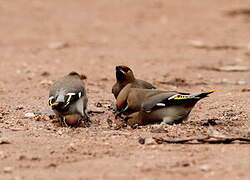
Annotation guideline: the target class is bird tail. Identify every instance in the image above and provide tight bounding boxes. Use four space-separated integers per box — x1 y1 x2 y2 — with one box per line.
143 90 216 111
195 90 217 99
169 90 216 101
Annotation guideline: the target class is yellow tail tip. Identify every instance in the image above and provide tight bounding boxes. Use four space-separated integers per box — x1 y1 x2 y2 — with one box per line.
207 90 217 93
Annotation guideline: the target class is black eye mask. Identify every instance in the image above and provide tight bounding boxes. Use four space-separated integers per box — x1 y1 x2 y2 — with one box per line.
116 70 126 82
48 92 82 110
122 67 130 72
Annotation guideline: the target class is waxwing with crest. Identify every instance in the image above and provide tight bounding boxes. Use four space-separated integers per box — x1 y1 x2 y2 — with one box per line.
112 65 156 99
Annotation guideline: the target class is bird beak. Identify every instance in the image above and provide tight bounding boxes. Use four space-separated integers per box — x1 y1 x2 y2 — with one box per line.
116 66 121 71
50 102 59 107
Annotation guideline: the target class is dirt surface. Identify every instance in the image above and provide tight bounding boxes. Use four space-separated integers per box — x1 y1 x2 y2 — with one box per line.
1 0 250 179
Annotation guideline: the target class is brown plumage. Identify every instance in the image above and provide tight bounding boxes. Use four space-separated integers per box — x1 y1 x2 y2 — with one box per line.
116 84 215 126
48 72 89 127
116 84 165 115
112 65 155 99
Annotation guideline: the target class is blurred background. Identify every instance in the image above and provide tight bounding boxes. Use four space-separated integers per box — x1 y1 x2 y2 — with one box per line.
0 1 250 179
1 0 249 105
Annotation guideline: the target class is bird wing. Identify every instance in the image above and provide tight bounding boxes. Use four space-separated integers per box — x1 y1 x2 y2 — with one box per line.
112 83 121 98
50 76 85 95
136 79 156 89
142 92 177 112
142 90 215 112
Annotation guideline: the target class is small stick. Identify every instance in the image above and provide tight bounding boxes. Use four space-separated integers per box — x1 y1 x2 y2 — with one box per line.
150 136 250 144
88 110 105 114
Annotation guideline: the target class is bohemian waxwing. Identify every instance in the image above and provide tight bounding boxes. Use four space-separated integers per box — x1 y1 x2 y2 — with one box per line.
116 84 215 125
112 65 156 99
48 72 89 127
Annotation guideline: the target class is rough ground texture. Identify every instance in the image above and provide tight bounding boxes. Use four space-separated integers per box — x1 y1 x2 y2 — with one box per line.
0 0 250 179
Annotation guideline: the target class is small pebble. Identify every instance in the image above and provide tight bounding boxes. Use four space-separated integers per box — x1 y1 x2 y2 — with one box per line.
0 138 11 144
41 71 50 77
17 155 27 160
40 79 53 87
0 151 6 159
139 137 157 145
200 164 210 171
3 166 13 173
48 42 69 50
16 105 24 110
68 143 77 152
24 113 36 118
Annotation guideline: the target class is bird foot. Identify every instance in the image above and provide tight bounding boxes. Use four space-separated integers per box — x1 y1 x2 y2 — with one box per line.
60 117 70 127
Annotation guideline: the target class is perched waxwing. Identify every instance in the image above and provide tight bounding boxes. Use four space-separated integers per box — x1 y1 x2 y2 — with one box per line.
48 72 89 127
112 65 156 99
116 85 215 126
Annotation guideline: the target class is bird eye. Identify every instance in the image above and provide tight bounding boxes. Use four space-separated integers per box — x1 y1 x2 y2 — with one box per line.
122 67 130 72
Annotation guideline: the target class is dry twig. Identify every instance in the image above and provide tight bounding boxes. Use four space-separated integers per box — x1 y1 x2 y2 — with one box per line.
139 136 250 144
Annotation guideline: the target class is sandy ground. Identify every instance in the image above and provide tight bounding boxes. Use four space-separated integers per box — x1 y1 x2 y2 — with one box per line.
0 0 250 179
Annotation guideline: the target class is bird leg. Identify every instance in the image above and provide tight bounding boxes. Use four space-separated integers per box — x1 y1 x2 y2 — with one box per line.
115 105 128 119
84 109 91 123
59 116 70 127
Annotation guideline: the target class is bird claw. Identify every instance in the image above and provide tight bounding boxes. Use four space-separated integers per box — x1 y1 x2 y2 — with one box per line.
60 117 70 127
59 115 91 128
115 111 123 119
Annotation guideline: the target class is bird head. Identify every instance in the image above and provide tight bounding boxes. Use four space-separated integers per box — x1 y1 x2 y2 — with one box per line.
115 65 135 82
48 89 82 111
